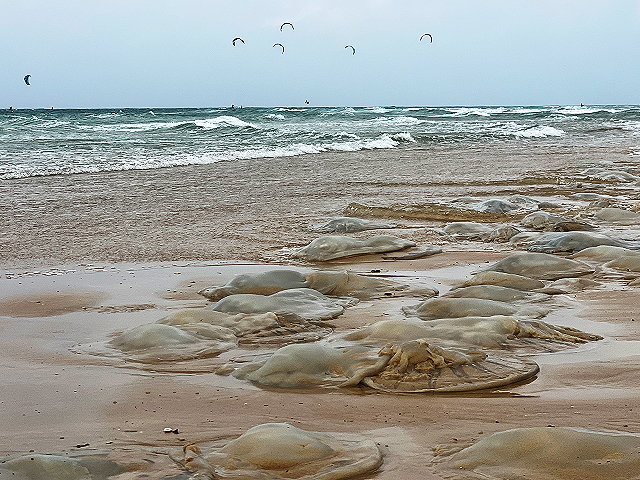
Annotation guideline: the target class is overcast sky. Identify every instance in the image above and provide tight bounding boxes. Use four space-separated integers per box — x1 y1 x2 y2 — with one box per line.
2 0 639 108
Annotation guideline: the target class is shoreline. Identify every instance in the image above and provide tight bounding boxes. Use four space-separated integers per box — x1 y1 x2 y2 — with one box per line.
1 143 633 270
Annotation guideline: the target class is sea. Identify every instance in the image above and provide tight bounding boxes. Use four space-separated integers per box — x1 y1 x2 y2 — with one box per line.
1 105 640 179
1 105 640 268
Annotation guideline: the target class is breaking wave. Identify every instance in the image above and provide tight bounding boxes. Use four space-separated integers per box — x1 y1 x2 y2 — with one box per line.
1 105 638 179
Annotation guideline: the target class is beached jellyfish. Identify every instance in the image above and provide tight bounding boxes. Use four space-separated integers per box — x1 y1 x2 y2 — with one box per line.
175 423 382 479
440 427 640 480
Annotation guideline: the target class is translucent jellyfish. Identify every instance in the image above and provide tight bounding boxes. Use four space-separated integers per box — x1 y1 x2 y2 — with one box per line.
199 269 436 302
234 342 379 388
463 270 545 291
175 423 382 480
403 296 548 320
443 222 492 238
444 427 640 480
357 340 539 393
595 207 640 225
520 211 569 230
209 288 352 321
343 316 600 350
107 322 236 363
292 235 415 261
443 285 530 302
310 217 395 233
475 199 518 213
199 269 309 301
571 245 640 263
484 252 594 280
527 231 629 254
1 453 124 480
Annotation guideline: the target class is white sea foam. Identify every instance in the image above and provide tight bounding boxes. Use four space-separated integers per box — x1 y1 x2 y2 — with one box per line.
369 116 422 127
513 125 565 138
337 131 360 140
511 107 546 114
266 113 286 120
392 132 416 142
195 116 256 129
79 121 189 132
557 105 623 115
448 107 506 117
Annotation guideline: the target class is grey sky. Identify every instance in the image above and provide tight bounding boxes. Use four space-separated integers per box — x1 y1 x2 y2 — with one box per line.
2 0 639 108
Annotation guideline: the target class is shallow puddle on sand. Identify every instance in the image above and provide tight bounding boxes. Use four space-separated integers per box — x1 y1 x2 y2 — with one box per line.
532 337 640 366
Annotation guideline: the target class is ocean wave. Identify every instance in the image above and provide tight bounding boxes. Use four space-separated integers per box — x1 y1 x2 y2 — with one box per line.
337 131 360 140
510 107 547 115
370 107 391 114
367 115 422 128
194 116 257 129
0 133 409 179
77 121 189 132
320 107 357 117
75 116 258 133
447 107 507 117
392 132 416 142
556 105 629 115
512 125 565 138
3 105 639 180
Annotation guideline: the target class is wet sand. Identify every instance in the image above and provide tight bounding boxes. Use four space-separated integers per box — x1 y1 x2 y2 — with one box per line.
1 144 633 269
2 145 640 478
1 250 640 479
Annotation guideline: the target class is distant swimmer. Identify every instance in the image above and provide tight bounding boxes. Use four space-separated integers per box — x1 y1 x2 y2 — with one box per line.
24 74 31 85
280 22 294 31
420 33 433 43
232 37 245 46
273 43 285 54
345 45 355 55
9 106 13 111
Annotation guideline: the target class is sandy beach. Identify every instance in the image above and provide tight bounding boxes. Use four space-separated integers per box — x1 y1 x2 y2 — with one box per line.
2 141 640 479
2 246 640 479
